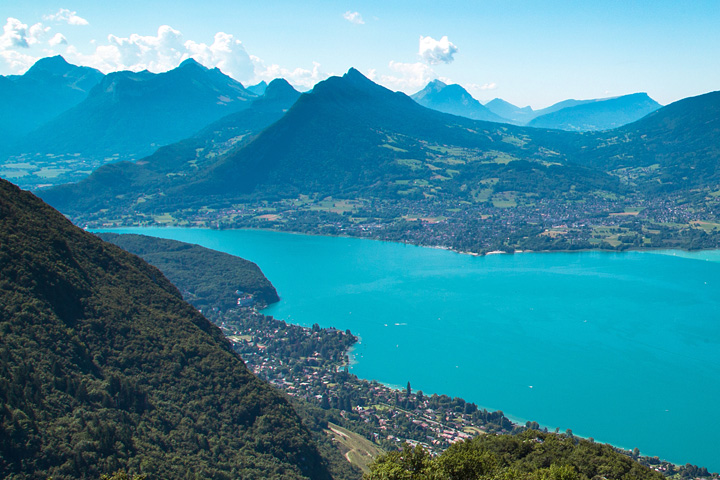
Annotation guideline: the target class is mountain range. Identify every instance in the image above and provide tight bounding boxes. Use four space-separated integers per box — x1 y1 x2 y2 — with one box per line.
13 58 257 161
36 66 720 240
526 93 662 131
42 68 620 217
0 177 334 479
41 77 301 214
0 56 667 192
416 83 663 131
411 80 508 123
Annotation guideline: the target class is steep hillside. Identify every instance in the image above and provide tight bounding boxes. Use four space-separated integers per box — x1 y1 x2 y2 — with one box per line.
15 59 256 160
0 56 103 144
0 178 332 480
411 80 509 123
528 93 661 131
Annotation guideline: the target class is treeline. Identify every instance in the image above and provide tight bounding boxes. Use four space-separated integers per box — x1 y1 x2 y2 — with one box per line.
366 430 664 480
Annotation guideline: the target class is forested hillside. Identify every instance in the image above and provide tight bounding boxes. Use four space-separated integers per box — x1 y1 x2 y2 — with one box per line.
97 232 279 311
0 179 331 480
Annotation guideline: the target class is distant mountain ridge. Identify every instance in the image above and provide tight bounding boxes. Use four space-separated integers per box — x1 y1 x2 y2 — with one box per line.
484 98 535 124
528 93 662 131
13 58 257 160
412 80 661 132
411 80 508 123
40 77 301 214
0 55 103 144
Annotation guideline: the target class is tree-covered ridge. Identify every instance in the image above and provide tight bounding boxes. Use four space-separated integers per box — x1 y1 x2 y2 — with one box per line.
0 179 331 479
366 430 664 480
96 232 279 311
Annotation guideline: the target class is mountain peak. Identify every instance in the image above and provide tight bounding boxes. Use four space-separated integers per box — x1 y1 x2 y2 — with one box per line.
411 79 508 123
343 67 376 88
247 80 268 95
25 55 72 76
178 57 206 69
309 68 393 100
264 78 297 97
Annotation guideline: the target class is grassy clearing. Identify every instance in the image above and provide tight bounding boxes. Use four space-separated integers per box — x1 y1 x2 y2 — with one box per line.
326 422 384 473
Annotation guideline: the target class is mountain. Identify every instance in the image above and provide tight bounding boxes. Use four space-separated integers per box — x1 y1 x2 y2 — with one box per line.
528 93 662 131
40 78 301 215
0 178 333 479
247 80 268 95
41 68 621 218
176 69 613 201
0 56 103 144
96 232 280 311
484 98 535 124
411 80 509 123
14 58 257 161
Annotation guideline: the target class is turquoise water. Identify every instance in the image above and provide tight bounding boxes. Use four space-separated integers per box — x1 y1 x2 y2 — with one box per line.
98 228 720 470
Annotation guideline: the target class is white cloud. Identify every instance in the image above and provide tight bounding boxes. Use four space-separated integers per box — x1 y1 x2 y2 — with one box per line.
0 19 327 89
0 49 36 72
43 9 89 26
343 11 365 25
419 35 458 65
1 18 48 49
0 18 29 48
252 57 328 90
468 82 497 91
48 33 68 46
185 31 254 81
0 17 53 72
371 61 436 93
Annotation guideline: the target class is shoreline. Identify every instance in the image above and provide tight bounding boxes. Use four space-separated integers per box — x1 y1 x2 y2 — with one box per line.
91 224 720 259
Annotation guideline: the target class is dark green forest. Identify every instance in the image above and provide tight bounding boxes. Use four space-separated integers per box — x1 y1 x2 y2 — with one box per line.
0 178 331 479
96 232 279 311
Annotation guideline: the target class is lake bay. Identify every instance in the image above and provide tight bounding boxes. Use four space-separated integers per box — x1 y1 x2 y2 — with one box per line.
98 227 720 470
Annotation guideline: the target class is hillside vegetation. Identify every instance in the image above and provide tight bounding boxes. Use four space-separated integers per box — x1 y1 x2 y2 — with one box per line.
0 179 331 479
96 232 279 311
366 430 664 480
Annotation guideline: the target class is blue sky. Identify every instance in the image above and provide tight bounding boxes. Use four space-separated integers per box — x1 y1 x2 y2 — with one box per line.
2 0 719 108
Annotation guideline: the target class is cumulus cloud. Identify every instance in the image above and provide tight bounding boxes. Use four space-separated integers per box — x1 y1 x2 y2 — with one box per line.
63 26 255 82
0 17 48 49
419 35 458 65
0 18 326 89
185 31 254 81
43 9 89 26
252 57 328 90
0 48 36 72
370 61 436 93
48 33 68 46
343 11 365 25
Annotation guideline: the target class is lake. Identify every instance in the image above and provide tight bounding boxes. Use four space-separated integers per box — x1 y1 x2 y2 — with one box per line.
97 227 720 470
